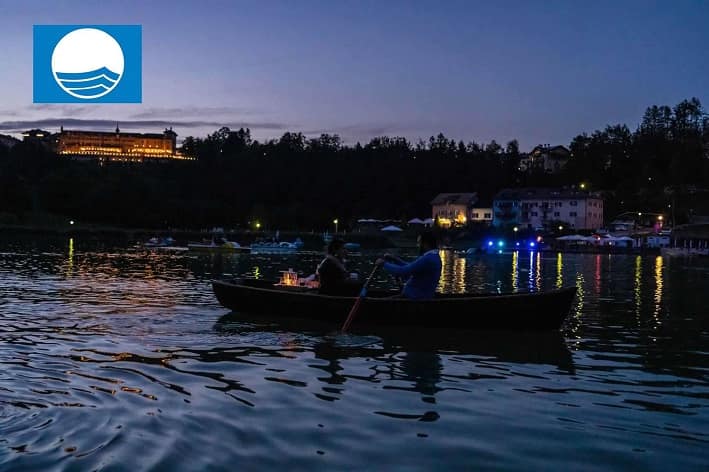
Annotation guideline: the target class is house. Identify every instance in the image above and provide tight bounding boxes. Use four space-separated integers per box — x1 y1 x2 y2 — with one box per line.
518 145 571 174
431 193 478 228
470 206 493 225
493 187 603 230
21 129 56 149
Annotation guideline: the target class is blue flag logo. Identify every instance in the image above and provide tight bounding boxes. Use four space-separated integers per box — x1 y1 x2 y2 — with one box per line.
34 25 142 103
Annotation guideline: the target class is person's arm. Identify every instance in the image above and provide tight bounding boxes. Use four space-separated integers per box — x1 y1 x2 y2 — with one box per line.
384 253 406 266
382 255 430 278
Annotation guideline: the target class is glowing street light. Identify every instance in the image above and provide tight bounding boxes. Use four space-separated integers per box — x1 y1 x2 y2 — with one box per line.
69 220 74 225
579 183 586 190
255 221 261 230
558 225 563 231
333 219 339 234
657 215 663 221
513 226 518 233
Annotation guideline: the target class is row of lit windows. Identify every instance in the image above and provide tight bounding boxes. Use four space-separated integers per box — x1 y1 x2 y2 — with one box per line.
525 211 579 218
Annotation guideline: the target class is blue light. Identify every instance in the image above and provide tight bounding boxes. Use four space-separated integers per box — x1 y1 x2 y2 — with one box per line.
497 240 504 247
515 242 520 247
529 242 536 248
498 250 503 254
487 241 493 247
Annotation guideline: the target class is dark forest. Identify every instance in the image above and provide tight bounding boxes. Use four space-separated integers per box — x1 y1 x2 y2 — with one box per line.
1 98 707 231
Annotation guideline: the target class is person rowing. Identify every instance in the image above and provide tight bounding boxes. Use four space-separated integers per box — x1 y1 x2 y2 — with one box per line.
375 231 442 299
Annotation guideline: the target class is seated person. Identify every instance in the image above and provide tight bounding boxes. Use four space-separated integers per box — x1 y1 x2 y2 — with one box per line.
376 231 442 299
317 239 361 296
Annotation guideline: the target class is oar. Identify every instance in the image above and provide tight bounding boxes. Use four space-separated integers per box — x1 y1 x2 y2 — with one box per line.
341 264 379 333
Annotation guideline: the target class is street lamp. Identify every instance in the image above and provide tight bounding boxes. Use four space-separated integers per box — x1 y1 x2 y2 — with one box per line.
558 225 563 231
333 219 339 234
69 220 74 225
579 183 586 190
255 222 261 230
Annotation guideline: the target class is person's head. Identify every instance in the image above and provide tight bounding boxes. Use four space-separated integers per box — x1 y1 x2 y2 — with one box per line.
417 231 438 254
327 238 346 258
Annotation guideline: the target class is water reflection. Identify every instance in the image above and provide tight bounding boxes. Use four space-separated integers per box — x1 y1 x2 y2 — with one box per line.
0 241 707 470
535 251 541 291
437 249 451 293
528 252 535 290
573 273 585 320
453 254 466 294
68 237 74 264
634 255 643 321
654 256 663 321
594 254 602 295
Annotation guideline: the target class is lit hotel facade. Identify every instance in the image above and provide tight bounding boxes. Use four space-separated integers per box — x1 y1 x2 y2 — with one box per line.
24 126 191 162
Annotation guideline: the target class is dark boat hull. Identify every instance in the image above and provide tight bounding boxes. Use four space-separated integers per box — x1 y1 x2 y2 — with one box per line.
212 279 577 331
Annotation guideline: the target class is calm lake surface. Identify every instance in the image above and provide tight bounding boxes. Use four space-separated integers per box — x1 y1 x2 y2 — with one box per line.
0 237 707 471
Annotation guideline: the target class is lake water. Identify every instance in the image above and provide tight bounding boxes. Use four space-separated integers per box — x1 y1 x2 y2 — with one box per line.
0 237 707 471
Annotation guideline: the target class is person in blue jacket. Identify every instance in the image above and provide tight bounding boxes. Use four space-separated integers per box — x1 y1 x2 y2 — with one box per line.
375 231 442 299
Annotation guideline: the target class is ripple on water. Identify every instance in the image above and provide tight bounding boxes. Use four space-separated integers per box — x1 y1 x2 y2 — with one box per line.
0 245 707 470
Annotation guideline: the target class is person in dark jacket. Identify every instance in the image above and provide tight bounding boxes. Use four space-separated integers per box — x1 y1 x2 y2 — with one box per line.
317 239 360 296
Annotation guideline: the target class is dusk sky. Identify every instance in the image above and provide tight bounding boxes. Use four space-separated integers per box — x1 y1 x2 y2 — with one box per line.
0 0 707 148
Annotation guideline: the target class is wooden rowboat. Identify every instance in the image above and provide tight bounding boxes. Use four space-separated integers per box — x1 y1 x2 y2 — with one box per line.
212 279 577 331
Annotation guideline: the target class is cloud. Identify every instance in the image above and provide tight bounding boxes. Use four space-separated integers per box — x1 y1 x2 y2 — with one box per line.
0 118 290 133
129 106 261 119
24 104 95 116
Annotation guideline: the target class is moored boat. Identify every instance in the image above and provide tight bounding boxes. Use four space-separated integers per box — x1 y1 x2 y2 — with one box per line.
188 241 251 253
251 239 303 254
212 279 577 331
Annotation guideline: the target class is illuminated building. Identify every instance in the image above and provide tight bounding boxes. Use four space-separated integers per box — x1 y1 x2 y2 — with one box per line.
493 187 603 230
431 193 491 228
51 126 192 162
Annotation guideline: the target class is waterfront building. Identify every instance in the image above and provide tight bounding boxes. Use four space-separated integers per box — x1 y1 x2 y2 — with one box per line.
431 193 478 228
493 187 604 230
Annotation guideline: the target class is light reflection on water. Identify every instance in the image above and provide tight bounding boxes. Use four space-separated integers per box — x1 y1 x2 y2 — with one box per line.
0 237 707 471
654 256 663 321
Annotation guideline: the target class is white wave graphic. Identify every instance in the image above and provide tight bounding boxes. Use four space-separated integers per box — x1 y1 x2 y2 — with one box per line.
54 67 120 99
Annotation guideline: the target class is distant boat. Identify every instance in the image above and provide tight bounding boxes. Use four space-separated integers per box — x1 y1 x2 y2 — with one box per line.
143 236 175 248
188 241 251 253
251 239 303 254
660 247 709 257
135 237 188 253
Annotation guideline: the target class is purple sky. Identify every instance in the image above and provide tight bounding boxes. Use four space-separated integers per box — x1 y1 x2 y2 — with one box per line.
0 0 707 148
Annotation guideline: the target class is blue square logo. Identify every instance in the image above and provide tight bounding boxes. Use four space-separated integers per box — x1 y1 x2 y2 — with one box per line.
34 25 142 103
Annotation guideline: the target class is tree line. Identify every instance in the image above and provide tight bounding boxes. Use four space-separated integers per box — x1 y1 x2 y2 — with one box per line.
0 98 706 230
